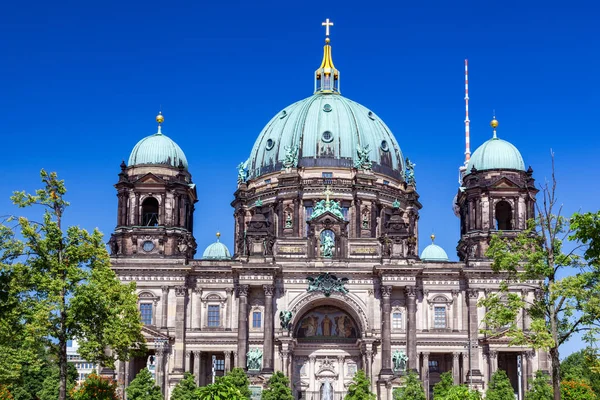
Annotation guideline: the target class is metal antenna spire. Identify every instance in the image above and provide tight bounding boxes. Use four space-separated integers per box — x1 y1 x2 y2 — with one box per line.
464 59 471 164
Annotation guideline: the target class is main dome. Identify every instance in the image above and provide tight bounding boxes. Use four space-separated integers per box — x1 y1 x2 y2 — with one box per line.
246 92 405 180
128 131 188 169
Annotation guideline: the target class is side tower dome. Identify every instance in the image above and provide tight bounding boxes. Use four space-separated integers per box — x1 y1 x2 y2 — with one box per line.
456 117 537 261
109 113 198 260
202 233 232 260
420 234 449 262
233 24 421 261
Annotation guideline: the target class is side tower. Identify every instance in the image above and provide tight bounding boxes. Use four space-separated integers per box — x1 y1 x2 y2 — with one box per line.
110 113 197 259
456 117 537 261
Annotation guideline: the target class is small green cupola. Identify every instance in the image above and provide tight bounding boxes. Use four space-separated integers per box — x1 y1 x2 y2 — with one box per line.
420 234 449 262
466 117 525 174
202 232 231 260
128 112 189 169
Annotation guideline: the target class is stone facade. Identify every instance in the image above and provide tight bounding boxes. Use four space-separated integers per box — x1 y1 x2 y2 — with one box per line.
110 158 545 400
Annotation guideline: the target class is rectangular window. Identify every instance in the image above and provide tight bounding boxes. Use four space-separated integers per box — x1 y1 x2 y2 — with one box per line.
252 311 262 328
208 305 220 327
214 358 225 371
383 180 390 185
392 312 403 329
429 360 439 372
342 207 349 221
305 206 313 237
264 179 271 184
434 306 446 328
140 303 153 325
322 172 333 185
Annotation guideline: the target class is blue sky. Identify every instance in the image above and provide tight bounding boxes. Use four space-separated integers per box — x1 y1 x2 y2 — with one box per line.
1 0 598 357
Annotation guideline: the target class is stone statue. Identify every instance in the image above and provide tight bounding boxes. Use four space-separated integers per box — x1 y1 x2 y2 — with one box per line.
320 234 335 258
404 157 416 186
392 350 408 373
246 348 262 371
279 310 293 331
310 199 344 221
354 144 372 171
307 273 349 297
282 144 299 170
321 380 333 400
237 160 248 184
108 234 119 255
285 211 293 228
362 213 369 229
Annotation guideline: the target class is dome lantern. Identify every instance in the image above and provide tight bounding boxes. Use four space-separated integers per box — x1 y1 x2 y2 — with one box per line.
315 19 340 94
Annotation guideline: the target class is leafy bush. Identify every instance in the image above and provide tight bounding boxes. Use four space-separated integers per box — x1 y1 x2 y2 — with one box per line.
71 373 120 400
126 368 162 400
560 380 597 400
392 372 426 400
261 372 293 400
344 369 375 400
485 370 515 400
525 370 553 400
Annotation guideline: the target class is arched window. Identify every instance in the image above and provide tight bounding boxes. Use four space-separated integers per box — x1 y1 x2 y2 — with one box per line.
495 201 513 230
142 197 159 226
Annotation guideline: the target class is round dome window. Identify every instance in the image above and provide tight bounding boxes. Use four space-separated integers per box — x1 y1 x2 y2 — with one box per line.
266 139 275 150
279 110 287 119
323 104 332 112
381 140 389 152
368 111 376 120
321 131 333 143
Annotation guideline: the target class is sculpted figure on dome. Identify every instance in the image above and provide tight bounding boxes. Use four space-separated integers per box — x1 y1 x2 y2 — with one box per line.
404 157 416 186
354 144 372 171
237 160 249 184
282 144 299 171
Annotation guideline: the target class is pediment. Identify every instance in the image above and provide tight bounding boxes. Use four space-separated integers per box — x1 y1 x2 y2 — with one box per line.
135 173 166 185
490 176 520 189
141 325 170 340
310 210 346 225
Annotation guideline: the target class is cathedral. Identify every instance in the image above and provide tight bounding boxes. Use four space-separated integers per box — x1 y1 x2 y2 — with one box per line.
109 20 545 400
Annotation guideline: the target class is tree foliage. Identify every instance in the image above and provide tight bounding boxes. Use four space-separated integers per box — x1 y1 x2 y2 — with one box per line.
344 369 375 400
560 380 597 400
485 370 515 400
479 157 600 399
432 371 453 399
561 350 600 396
525 370 553 400
0 170 145 400
37 363 78 400
441 385 481 400
196 380 244 400
261 371 293 400
220 368 251 399
0 385 13 400
126 368 162 400
392 371 426 400
71 373 119 400
170 373 199 400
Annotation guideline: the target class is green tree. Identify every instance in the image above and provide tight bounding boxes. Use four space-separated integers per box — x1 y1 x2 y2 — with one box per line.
0 385 13 400
261 371 293 400
37 363 78 400
344 369 375 400
0 170 145 400
479 159 600 400
126 368 162 400
171 373 199 400
485 370 515 400
432 371 453 399
561 350 600 396
71 373 119 400
220 368 251 399
525 370 553 400
560 380 597 400
196 380 244 400
443 385 481 400
392 371 426 400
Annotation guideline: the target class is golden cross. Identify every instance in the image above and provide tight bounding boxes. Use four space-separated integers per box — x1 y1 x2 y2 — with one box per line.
324 185 334 203
322 18 334 37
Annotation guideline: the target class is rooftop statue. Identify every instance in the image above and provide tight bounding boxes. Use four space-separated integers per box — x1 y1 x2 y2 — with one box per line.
237 160 249 184
246 348 262 371
404 157 416 186
282 144 299 171
310 199 344 221
354 144 372 171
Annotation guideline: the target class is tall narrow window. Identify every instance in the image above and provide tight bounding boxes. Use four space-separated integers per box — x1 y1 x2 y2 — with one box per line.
208 305 220 327
434 306 446 329
392 312 403 329
142 197 159 226
305 206 313 237
495 201 513 230
140 303 153 325
252 311 262 328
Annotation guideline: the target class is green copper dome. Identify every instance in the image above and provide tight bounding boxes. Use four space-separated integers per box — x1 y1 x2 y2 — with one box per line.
420 243 449 262
128 127 188 169
202 236 231 260
246 93 405 180
466 137 525 174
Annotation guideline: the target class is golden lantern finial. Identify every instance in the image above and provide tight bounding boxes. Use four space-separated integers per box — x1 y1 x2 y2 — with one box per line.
490 114 499 138
156 111 164 124
430 234 436 243
216 231 221 241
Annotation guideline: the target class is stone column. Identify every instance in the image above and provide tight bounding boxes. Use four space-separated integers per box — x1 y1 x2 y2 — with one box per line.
174 286 187 372
185 350 192 372
525 351 534 390
466 289 483 383
364 349 373 384
281 350 289 378
263 284 275 372
462 353 469 384
452 352 460 384
161 286 169 329
421 352 430 399
233 352 238 369
337 355 345 392
309 356 316 392
192 288 201 330
489 351 498 376
226 287 233 330
236 284 249 369
193 351 201 385
224 351 232 372
405 286 418 371
156 347 165 396
423 290 429 332
452 290 459 332
380 286 393 375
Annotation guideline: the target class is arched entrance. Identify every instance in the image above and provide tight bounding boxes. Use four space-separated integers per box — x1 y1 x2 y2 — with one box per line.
290 303 364 400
